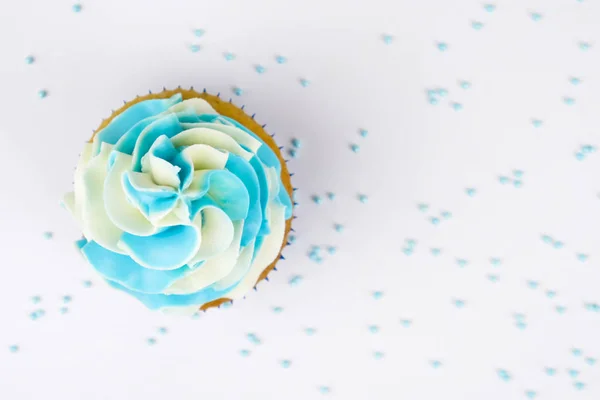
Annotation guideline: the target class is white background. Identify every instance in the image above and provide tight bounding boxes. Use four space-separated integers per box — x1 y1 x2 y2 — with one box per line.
1 0 600 399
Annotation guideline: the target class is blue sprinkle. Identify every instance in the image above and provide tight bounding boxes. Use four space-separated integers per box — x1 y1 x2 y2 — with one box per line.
193 29 205 37
581 144 596 153
255 65 266 74
289 275 303 286
437 88 448 97
499 176 510 184
373 351 384 360
368 325 379 334
575 152 585 161
441 210 452 219
555 305 567 314
568 369 579 378
545 367 556 376
451 102 463 111
275 55 287 64
83 280 93 288
72 3 82 12
431 248 441 256
490 257 502 267
532 119 543 127
431 360 442 368
146 337 157 345
59 307 69 314
525 390 537 399
400 319 412 327
527 280 539 289
358 194 368 203
304 327 316 335
402 247 414 256
574 382 586 390
233 87 243 96
63 295 72 304
418 203 429 212
31 295 41 304
372 291 384 300
579 42 590 51
570 77 581 85
563 97 576 105
327 246 337 255
572 348 582 357
280 359 292 368
459 80 471 89
453 299 465 308
585 303 600 312
382 34 394 44
465 187 477 197
484 4 496 12
326 192 335 200
437 42 448 51
288 234 296 244
472 21 484 30
287 148 297 158
427 89 437 97
513 180 523 188
189 44 201 53
577 253 589 262
546 290 557 299
299 78 310 87
497 369 511 381
291 138 301 148
553 240 564 249
312 195 323 205
38 89 48 99
430 216 440 225
240 349 250 357
247 333 261 345
223 52 236 61
37 309 45 318
350 144 360 153
25 55 35 64
530 12 542 21
359 129 368 138
272 306 284 313
515 321 527 330
514 313 526 321
487 274 499 282
585 357 596 366
541 234 553 244
158 327 168 335
9 345 19 353
513 169 524 178
319 386 330 394
405 238 417 247
334 223 344 233
456 259 468 268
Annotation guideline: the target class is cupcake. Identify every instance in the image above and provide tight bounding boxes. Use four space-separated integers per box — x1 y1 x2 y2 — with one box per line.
63 88 294 313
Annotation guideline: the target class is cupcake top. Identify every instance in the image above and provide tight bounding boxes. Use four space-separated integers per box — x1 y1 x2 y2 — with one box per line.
63 93 293 313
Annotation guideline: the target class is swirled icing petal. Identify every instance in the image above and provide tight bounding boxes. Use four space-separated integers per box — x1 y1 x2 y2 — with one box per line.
170 128 253 160
104 152 157 236
211 240 255 291
82 240 193 293
122 171 178 221
63 143 93 225
152 199 190 228
186 206 234 265
131 114 184 172
118 224 201 270
224 155 261 246
249 157 270 236
93 94 182 155
179 144 228 171
185 170 250 221
164 222 242 294
81 143 124 253
165 98 217 115
143 156 181 189
181 122 262 153
226 203 286 299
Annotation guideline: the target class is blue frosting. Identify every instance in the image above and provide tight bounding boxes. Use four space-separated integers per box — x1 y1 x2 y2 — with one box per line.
72 94 292 310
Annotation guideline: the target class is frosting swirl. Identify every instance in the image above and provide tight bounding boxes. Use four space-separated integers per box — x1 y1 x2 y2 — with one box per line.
63 93 293 312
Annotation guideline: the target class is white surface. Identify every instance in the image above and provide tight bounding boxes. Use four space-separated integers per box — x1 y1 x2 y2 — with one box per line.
1 0 600 399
